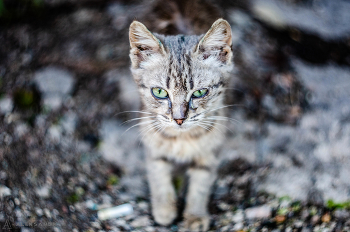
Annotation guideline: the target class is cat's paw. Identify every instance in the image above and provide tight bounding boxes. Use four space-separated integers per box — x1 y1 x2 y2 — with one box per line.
183 214 210 231
152 202 177 226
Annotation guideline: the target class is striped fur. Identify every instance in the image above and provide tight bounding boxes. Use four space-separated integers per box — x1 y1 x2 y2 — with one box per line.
129 19 233 231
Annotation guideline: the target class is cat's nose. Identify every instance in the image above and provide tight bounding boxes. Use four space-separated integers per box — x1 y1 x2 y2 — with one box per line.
175 118 185 125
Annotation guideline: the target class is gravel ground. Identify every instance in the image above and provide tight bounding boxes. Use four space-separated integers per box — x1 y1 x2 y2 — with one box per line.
1 0 350 231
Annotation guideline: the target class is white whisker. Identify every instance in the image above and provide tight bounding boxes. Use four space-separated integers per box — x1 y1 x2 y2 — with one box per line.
198 121 225 134
194 123 211 131
207 116 241 125
138 123 162 146
201 119 233 133
115 110 153 116
120 116 156 125
123 120 156 135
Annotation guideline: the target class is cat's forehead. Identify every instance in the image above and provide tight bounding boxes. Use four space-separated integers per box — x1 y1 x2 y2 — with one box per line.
159 34 201 54
142 34 225 91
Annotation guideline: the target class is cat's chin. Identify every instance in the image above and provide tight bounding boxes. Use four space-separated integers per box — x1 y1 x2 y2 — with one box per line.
167 123 193 133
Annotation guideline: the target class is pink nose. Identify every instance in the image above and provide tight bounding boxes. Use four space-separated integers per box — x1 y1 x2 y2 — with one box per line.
175 119 184 125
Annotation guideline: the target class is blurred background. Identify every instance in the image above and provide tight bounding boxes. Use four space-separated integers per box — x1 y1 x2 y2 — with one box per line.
0 0 350 231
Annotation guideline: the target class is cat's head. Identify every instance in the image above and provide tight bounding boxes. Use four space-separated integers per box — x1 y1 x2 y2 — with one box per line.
129 19 233 134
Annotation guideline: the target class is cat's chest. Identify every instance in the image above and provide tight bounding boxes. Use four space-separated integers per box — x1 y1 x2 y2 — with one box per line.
143 129 224 162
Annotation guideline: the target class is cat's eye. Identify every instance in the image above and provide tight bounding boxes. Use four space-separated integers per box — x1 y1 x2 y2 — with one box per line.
152 87 168 99
192 88 208 98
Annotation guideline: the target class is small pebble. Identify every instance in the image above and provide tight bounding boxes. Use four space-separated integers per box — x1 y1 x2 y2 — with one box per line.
232 210 244 223
245 205 272 219
311 215 320 224
334 209 350 219
35 185 51 199
35 208 43 217
131 216 151 228
0 97 13 114
321 213 331 223
233 222 244 230
275 215 286 223
44 208 51 218
0 185 11 198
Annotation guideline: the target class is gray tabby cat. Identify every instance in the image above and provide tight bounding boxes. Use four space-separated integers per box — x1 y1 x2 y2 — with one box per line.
129 18 233 231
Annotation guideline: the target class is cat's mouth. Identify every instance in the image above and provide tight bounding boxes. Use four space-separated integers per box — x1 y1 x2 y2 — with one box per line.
169 120 195 131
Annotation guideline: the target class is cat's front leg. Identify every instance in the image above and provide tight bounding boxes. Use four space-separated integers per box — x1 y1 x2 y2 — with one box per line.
183 162 217 231
147 157 177 226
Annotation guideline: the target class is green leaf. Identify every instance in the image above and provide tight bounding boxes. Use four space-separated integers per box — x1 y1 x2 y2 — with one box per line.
173 176 184 192
326 199 350 210
277 207 289 216
107 174 119 186
67 193 80 204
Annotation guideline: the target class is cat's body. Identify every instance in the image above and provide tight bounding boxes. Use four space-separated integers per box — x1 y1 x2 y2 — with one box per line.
129 19 233 231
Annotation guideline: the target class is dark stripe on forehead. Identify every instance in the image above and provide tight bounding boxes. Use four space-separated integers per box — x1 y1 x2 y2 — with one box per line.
166 76 170 89
138 83 147 89
212 81 224 89
185 54 193 90
135 79 147 89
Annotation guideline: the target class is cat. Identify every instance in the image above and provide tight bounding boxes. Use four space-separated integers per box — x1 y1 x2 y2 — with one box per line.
129 18 233 231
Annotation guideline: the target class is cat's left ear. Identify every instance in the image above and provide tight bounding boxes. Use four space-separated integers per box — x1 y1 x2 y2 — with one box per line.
195 19 233 64
129 21 166 68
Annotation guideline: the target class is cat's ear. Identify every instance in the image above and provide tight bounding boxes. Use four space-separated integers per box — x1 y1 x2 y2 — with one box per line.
129 21 166 68
195 19 233 64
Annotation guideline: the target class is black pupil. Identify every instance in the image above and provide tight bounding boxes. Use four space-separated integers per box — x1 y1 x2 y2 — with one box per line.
158 89 161 94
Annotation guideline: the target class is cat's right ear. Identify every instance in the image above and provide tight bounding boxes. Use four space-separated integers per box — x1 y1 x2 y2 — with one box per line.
129 21 166 68
194 19 233 64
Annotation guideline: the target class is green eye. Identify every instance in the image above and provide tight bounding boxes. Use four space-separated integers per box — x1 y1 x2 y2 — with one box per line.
152 87 168 99
192 88 208 98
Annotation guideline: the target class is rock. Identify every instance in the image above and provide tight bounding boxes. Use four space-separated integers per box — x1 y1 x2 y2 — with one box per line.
137 201 149 212
35 185 51 199
0 185 11 197
294 220 303 228
119 176 147 199
48 126 62 143
34 66 75 110
14 123 29 137
96 44 115 61
35 208 43 217
99 119 147 198
334 209 350 220
0 132 13 145
245 205 272 220
232 210 244 223
73 9 96 25
253 0 350 39
233 222 243 231
21 228 34 232
106 3 130 31
103 69 140 111
44 208 52 218
307 188 324 206
131 216 151 228
301 228 312 232
60 111 78 135
0 96 13 114
0 171 7 180
262 95 280 117
257 167 312 201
